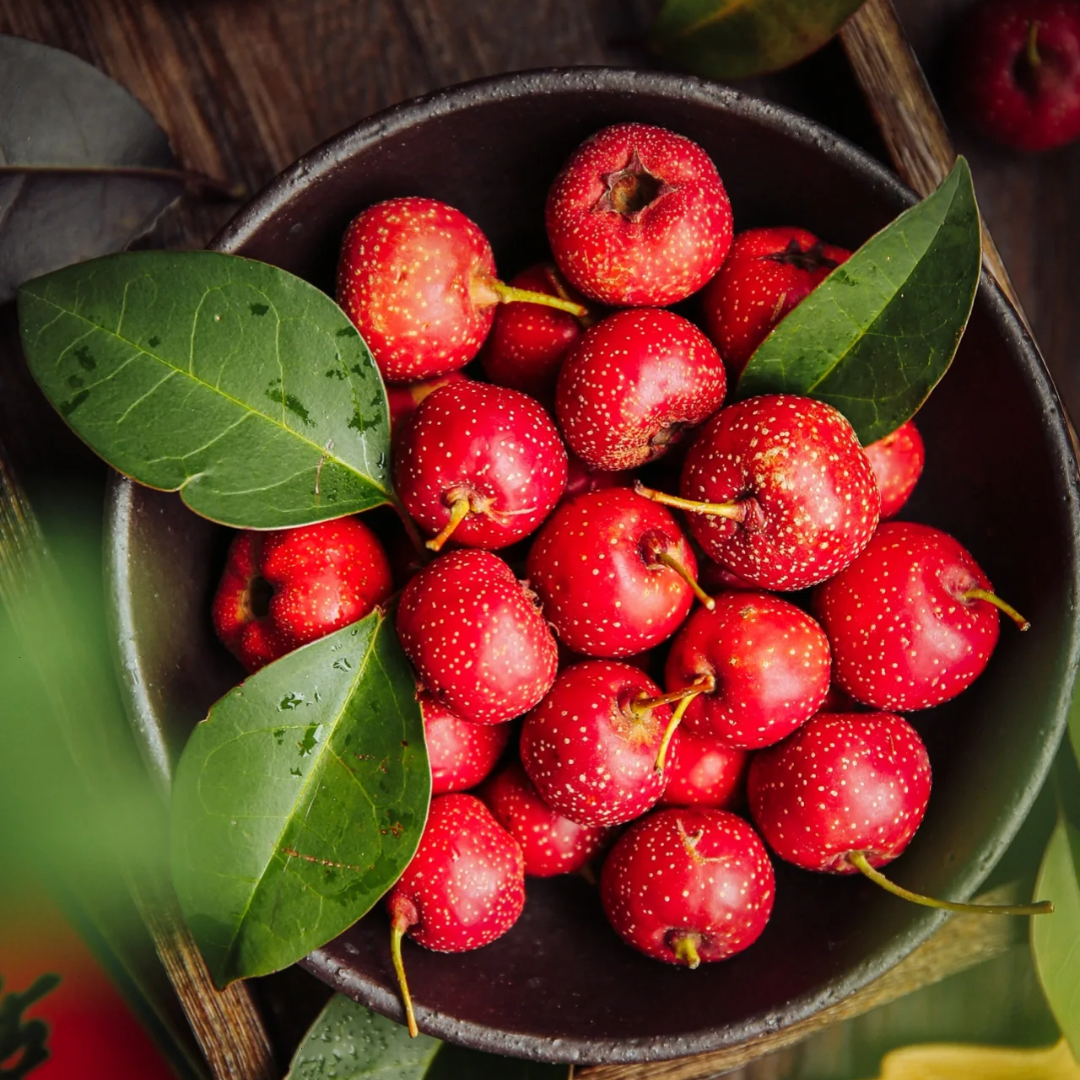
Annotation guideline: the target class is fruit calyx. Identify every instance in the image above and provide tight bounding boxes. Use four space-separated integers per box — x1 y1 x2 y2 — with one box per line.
634 480 750 524
959 586 1031 631
388 896 421 1037
847 851 1053 916
640 529 715 610
470 273 589 318
668 930 703 969
763 237 842 274
598 152 673 220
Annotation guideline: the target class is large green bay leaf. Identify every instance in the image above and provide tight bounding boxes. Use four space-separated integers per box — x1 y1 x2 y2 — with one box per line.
171 611 428 987
737 157 981 445
1032 819 1080 1058
651 0 866 80
17 250 391 529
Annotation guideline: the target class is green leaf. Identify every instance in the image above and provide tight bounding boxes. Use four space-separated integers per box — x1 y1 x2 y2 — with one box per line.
284 995 441 1080
171 611 428 987
0 36 180 303
1032 819 1080 1059
736 157 981 445
17 249 391 529
651 0 866 80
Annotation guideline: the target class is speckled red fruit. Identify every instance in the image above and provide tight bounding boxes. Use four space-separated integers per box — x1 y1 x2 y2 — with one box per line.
526 488 699 658
420 694 511 795
562 451 634 504
956 0 1080 151
386 372 470 438
748 711 931 873
212 517 393 673
480 263 588 403
659 729 749 809
600 807 775 966
519 660 671 826
813 521 1007 711
396 549 558 725
676 395 880 591
336 197 500 383
481 761 613 877
664 592 831 749
546 123 733 307
864 419 925 519
555 308 727 471
386 793 525 952
701 227 850 382
393 381 567 551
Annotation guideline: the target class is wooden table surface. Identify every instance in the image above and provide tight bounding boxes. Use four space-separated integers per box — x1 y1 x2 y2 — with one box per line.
0 1 1076 1077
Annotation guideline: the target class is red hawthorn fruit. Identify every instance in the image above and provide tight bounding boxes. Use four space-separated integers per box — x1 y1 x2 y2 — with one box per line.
396 549 558 725
545 122 734 307
813 521 1028 711
748 711 931 873
526 487 702 658
212 517 393 672
661 394 881 592
600 807 775 966
519 660 671 826
664 591 831 749
421 693 511 795
479 263 589 404
658 728 750 810
393 380 568 552
386 372 470 438
555 308 727 471
701 227 850 382
863 419 926 519
481 761 613 876
956 0 1080 152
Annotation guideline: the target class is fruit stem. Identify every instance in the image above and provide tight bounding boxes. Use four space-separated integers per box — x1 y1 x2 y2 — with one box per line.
634 481 747 522
1026 19 1042 68
848 851 1053 916
672 933 702 970
654 686 709 775
389 919 420 1038
650 548 716 610
477 277 589 318
426 495 472 552
961 587 1030 631
631 675 714 719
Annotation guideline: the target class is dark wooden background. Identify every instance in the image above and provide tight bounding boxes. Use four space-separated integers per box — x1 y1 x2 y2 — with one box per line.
0 1 1076 1076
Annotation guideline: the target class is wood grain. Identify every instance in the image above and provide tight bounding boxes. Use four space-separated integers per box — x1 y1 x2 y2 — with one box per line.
839 0 1028 326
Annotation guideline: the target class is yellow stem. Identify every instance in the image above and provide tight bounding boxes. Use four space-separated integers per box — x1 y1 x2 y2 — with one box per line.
655 692 700 775
961 587 1030 631
425 496 472 552
672 933 701 969
479 277 589 318
651 549 715 610
390 921 420 1038
848 851 1053 916
634 481 746 522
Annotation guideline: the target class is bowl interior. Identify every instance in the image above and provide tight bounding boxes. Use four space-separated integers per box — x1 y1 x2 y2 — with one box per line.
105 69 1080 1065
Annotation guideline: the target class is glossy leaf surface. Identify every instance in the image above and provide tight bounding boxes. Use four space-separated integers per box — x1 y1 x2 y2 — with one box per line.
18 250 391 529
0 36 179 303
651 0 866 79
1033 820 1080 1060
171 612 427 986
737 158 981 445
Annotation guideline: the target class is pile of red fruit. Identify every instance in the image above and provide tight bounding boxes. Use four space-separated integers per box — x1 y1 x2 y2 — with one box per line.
210 122 1038 1035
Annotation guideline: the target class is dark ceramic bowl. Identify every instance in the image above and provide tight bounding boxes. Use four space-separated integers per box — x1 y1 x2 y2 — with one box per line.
106 68 1080 1065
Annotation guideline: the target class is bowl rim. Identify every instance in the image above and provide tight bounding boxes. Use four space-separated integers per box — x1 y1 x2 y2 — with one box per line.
108 65 1080 1065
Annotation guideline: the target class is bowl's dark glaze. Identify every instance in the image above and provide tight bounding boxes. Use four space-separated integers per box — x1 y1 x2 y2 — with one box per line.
105 69 1080 1064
